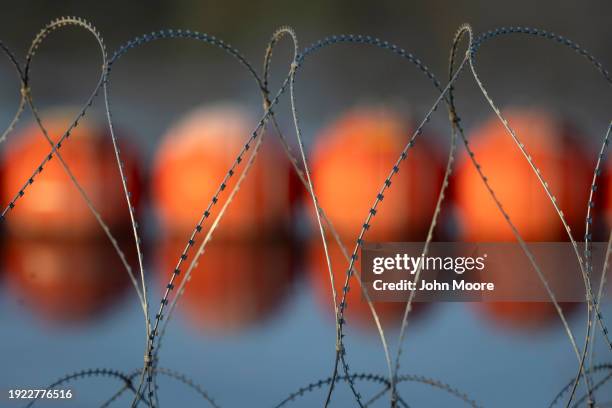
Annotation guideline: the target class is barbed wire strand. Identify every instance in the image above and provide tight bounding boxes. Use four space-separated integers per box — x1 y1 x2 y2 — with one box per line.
469 26 612 406
21 17 147 311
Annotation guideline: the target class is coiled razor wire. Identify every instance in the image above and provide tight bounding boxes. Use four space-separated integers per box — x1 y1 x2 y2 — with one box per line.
0 17 608 407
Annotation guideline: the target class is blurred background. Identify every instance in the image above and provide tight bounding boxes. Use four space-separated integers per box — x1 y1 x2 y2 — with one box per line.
0 1 611 406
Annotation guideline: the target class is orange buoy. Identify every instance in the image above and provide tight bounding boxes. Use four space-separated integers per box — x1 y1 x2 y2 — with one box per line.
155 238 296 335
1 109 142 237
309 107 444 241
454 108 591 242
4 236 134 325
454 108 590 330
308 239 428 333
152 105 298 240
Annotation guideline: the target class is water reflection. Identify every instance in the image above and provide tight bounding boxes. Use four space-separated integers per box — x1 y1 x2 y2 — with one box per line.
471 254 581 331
155 237 298 335
473 302 580 331
308 239 429 333
3 235 135 325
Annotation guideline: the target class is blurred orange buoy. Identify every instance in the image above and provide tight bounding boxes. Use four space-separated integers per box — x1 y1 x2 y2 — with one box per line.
1 109 142 237
309 107 444 241
155 238 296 335
454 108 591 242
152 105 298 240
308 239 428 333
4 236 134 325
454 108 590 330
